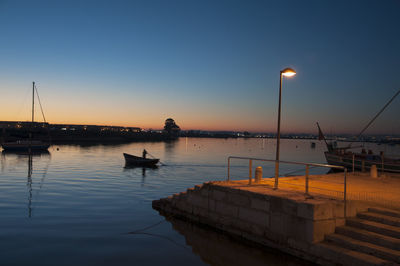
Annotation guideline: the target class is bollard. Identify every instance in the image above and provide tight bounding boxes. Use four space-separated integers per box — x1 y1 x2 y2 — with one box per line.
255 166 262 183
370 165 378 178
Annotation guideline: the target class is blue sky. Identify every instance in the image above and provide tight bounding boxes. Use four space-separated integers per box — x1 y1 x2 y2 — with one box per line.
0 0 399 134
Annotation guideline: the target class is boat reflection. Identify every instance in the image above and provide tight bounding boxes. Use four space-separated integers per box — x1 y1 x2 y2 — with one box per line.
1 150 51 217
123 164 159 186
27 154 33 217
1 149 50 157
162 216 311 266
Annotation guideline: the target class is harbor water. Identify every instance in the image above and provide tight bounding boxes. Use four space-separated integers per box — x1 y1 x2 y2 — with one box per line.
1 138 398 265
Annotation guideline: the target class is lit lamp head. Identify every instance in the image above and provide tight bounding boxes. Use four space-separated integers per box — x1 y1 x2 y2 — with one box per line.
281 68 296 77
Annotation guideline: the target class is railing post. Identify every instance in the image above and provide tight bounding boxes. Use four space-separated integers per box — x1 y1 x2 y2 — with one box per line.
344 168 347 218
305 164 309 196
352 154 355 173
248 159 253 185
227 157 230 181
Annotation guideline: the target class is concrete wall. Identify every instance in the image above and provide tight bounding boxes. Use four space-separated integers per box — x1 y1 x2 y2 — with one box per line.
153 181 369 262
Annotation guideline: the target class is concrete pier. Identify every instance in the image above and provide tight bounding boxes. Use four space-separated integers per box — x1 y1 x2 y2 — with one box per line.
153 173 400 265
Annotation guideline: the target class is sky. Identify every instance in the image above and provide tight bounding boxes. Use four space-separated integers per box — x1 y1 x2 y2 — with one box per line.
0 0 399 134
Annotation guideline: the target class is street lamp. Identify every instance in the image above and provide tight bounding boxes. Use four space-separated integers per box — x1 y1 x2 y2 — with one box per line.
274 67 296 189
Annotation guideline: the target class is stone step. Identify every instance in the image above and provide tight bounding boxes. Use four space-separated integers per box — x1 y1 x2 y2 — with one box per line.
336 225 400 251
326 233 400 263
359 211 400 228
369 207 400 219
314 242 393 266
347 217 400 239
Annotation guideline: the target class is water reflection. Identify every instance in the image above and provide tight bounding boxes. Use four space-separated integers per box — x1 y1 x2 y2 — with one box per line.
1 150 51 218
163 216 311 266
27 154 33 217
0 139 397 265
164 139 178 154
1 150 50 157
123 165 159 186
124 164 159 174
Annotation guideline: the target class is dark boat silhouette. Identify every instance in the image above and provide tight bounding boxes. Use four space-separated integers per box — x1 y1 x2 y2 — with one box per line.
123 153 159 167
2 140 50 151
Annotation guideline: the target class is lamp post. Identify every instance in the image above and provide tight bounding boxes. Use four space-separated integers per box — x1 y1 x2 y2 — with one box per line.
274 67 296 189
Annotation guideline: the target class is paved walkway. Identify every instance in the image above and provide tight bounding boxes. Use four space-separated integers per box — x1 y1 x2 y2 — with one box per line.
225 172 400 209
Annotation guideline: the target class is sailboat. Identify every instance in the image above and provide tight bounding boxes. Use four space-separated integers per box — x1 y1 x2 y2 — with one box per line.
317 88 400 173
1 82 50 151
317 123 400 173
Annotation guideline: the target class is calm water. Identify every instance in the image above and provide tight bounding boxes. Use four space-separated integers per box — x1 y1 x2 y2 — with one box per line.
1 138 398 265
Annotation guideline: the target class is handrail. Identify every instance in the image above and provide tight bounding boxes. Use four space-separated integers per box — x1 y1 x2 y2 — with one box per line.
227 156 346 171
227 156 348 216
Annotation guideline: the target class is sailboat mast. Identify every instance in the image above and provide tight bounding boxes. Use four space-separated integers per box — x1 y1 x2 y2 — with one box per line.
32 81 35 124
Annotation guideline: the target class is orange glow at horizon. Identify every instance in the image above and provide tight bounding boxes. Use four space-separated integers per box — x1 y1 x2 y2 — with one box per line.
1 80 399 135
0 104 280 132
0 84 280 132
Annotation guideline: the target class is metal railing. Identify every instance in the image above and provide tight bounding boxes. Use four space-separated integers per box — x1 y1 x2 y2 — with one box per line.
227 156 348 213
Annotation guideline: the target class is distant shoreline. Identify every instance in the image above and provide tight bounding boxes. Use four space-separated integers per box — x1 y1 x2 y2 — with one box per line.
1 121 399 146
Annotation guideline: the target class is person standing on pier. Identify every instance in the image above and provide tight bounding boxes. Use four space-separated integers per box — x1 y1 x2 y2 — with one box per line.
142 149 147 159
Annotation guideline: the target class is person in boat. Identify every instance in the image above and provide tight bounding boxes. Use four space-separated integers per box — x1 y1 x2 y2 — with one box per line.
142 149 147 159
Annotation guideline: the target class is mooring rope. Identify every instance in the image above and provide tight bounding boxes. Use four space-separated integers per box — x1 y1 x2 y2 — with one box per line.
125 213 191 251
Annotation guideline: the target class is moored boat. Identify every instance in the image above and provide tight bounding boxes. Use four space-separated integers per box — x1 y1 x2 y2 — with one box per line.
123 153 159 167
2 140 50 151
318 121 400 173
324 148 400 173
317 89 400 173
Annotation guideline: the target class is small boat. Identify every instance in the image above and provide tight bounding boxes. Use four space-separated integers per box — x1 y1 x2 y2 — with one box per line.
123 153 159 167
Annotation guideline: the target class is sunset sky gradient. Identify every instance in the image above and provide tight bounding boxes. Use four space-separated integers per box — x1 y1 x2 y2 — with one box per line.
0 0 399 134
